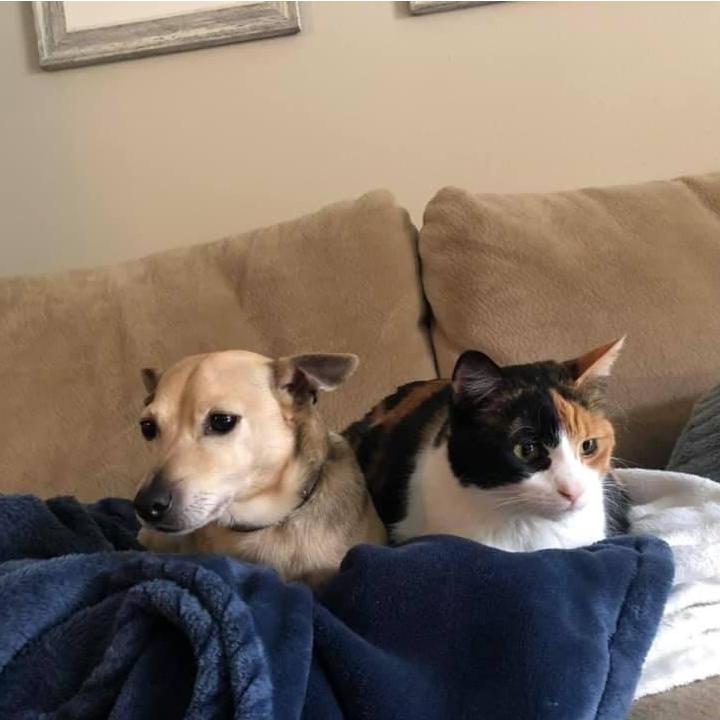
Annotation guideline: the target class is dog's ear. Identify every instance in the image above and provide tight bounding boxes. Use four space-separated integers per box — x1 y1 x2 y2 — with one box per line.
289 354 359 391
275 353 359 404
141 368 161 405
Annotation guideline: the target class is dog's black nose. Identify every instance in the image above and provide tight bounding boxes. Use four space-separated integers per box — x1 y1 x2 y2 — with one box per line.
134 481 173 524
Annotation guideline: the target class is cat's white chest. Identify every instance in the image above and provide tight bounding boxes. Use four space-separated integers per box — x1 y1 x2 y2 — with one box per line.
393 443 607 552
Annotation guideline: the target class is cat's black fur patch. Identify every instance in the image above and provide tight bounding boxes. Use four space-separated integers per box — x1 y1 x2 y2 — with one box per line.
345 381 451 526
449 386 559 488
449 361 577 489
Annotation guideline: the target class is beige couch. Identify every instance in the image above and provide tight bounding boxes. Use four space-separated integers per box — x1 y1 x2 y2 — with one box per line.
2 172 720 716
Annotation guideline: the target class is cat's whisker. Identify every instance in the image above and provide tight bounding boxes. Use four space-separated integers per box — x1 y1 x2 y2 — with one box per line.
493 497 537 511
493 497 528 506
511 425 537 436
487 488 523 497
490 494 533 507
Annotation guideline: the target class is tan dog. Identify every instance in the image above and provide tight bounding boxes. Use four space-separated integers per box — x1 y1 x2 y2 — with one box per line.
134 350 386 585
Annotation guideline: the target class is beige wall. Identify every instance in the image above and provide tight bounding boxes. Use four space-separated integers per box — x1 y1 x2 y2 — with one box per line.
2 1 720 276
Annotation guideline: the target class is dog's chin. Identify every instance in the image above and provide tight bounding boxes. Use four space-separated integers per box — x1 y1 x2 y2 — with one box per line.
142 495 236 535
136 517 196 535
138 513 224 536
147 523 198 536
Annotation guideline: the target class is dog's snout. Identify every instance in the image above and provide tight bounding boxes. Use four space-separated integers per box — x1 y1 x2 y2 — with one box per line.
134 475 173 524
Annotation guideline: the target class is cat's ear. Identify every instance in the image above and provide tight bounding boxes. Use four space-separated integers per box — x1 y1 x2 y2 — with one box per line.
563 337 625 386
452 350 503 403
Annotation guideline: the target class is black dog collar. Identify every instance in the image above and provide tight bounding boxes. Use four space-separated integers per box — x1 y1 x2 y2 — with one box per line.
227 469 322 533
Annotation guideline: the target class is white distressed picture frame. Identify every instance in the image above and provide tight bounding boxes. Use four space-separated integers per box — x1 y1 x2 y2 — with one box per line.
409 1 493 16
32 1 301 70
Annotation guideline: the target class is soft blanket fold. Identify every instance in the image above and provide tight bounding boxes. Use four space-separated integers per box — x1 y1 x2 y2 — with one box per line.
617 468 720 697
0 494 672 720
308 536 671 720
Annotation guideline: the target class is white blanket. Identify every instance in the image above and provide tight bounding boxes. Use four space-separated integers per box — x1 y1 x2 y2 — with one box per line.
617 468 720 698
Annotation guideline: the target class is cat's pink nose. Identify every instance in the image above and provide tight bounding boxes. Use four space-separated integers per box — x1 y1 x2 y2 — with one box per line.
557 484 582 504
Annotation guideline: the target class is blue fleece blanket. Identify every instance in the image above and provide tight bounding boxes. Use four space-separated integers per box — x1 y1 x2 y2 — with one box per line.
0 495 672 720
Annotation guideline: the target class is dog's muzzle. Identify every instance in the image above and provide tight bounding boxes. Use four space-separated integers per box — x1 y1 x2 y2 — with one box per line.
134 473 174 527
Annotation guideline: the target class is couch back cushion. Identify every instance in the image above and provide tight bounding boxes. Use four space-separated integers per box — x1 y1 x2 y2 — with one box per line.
0 190 435 499
419 173 720 468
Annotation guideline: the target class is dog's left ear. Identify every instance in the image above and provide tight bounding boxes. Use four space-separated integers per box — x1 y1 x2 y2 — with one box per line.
276 353 359 404
141 368 161 405
142 368 160 393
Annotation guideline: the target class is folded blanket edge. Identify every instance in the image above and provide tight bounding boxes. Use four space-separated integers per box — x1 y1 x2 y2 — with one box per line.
596 535 675 719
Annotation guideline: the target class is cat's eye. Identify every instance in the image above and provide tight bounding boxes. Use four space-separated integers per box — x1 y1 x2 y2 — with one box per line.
207 413 239 435
513 441 539 461
139 419 158 441
581 438 598 456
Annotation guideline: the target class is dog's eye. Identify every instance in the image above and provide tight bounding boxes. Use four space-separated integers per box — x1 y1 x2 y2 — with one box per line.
207 413 239 435
139 419 158 441
513 441 539 461
581 438 598 456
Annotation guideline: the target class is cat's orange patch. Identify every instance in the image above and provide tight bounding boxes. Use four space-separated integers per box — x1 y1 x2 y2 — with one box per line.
370 379 448 430
551 390 614 474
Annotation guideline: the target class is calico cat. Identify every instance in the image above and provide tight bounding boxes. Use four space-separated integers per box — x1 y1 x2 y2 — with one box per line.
344 339 629 551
